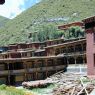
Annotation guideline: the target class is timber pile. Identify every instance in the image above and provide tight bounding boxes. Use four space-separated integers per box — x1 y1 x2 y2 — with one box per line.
22 80 53 89
47 72 95 95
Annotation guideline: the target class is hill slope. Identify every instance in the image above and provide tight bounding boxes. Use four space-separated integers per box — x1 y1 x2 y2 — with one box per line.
0 0 95 45
0 16 9 28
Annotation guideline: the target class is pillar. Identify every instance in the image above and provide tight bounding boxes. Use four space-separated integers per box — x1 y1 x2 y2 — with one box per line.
81 43 83 52
83 16 95 76
23 61 28 81
54 58 58 73
45 59 48 77
83 55 86 65
34 60 38 80
75 56 77 65
7 62 10 85
86 29 95 75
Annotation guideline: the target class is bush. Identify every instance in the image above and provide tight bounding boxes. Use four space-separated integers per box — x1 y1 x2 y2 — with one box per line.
0 84 7 90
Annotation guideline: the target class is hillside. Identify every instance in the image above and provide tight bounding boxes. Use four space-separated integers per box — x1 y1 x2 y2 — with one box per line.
0 0 95 45
0 16 9 28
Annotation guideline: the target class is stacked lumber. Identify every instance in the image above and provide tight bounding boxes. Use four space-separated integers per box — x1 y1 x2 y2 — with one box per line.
48 72 95 95
53 82 95 95
22 71 95 95
22 80 53 89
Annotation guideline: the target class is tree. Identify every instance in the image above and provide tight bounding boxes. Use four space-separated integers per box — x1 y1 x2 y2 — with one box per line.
37 24 64 42
65 26 85 39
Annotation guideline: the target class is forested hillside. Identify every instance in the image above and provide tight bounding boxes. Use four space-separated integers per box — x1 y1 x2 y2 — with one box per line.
0 0 95 45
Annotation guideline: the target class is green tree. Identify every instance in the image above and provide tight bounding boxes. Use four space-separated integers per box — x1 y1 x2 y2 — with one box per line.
37 24 64 42
65 26 85 39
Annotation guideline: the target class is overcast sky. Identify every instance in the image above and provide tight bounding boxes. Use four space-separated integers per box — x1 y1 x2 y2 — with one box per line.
0 0 40 19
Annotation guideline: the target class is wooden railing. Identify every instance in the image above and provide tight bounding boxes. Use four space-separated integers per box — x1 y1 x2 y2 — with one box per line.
0 70 8 75
0 65 66 75
10 69 25 75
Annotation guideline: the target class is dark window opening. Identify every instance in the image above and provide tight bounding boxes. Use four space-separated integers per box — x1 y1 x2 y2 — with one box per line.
85 21 95 29
76 57 83 64
47 59 54 66
68 46 74 53
75 44 82 52
68 57 75 64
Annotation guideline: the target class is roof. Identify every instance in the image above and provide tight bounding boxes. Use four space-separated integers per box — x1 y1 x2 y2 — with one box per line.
0 49 35 55
82 16 95 23
58 22 84 30
45 38 86 49
82 16 95 30
27 42 44 44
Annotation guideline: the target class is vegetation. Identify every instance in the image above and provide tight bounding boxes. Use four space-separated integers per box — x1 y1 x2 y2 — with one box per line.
30 25 84 42
64 26 85 39
0 84 32 95
0 16 9 28
30 84 55 95
33 24 64 42
0 0 95 45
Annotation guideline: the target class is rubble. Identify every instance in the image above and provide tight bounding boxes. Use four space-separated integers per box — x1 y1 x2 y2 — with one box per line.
22 71 95 95
48 72 95 95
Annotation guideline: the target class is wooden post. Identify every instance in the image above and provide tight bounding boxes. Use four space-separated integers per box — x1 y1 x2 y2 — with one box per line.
83 55 86 65
53 47 56 55
45 59 48 77
66 46 68 53
21 52 23 58
81 43 83 52
75 57 77 65
7 62 10 85
74 44 76 52
23 61 27 81
54 58 58 73
67 57 69 65
34 60 38 80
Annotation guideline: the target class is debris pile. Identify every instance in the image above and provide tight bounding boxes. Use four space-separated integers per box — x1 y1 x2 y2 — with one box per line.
22 80 53 89
48 72 95 95
22 71 95 95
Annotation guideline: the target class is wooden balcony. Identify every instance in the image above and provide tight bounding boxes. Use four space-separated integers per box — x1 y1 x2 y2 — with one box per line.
62 51 86 57
28 65 66 72
55 65 65 70
0 65 66 76
10 69 25 75
0 70 8 75
28 68 37 72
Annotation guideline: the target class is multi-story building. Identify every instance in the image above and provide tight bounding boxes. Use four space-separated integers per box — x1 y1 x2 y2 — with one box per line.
0 21 88 85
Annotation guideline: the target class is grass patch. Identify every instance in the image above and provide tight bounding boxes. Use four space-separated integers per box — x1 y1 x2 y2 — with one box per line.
0 84 33 95
29 84 55 95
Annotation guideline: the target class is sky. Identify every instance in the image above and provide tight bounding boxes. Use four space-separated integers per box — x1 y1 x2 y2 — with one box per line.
0 0 41 19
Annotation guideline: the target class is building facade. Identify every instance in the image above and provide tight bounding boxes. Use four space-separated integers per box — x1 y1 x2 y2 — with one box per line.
0 21 89 85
